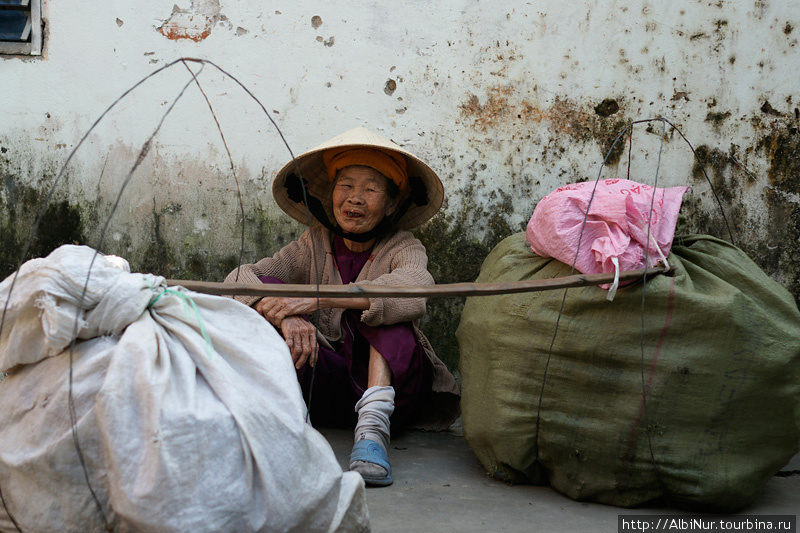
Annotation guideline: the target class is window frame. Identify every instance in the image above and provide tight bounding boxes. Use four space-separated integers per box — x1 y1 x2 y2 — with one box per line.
0 0 42 56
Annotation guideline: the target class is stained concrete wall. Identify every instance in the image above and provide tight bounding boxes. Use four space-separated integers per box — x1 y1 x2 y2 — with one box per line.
1 0 798 369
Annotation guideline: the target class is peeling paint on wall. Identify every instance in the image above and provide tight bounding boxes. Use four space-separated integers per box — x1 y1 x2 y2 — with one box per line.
158 0 221 42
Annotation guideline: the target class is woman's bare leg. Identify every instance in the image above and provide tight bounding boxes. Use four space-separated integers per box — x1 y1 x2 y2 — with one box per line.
368 345 392 387
351 345 395 485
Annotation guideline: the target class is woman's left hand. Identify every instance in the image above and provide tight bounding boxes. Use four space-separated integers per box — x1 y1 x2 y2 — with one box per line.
280 315 319 368
255 297 320 326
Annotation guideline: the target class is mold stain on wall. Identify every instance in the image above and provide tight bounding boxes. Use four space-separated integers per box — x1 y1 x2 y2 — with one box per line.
0 141 93 276
459 88 628 166
683 115 800 306
415 213 498 372
414 164 520 371
754 120 800 301
0 176 87 276
0 153 302 287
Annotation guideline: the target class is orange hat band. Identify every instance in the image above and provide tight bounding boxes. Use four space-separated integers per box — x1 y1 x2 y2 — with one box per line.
323 147 408 192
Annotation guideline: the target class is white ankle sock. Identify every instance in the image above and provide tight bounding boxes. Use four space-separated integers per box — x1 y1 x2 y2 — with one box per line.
354 385 395 452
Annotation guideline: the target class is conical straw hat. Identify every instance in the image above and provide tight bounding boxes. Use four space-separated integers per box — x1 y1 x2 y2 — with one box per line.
272 127 444 230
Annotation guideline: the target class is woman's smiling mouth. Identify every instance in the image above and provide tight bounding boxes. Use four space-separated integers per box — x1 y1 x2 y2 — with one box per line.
344 209 364 218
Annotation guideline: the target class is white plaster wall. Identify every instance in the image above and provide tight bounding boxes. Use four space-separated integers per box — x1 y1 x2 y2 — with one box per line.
1 0 798 276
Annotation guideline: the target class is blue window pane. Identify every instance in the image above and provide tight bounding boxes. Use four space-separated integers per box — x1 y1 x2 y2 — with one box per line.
0 10 28 41
0 1 26 6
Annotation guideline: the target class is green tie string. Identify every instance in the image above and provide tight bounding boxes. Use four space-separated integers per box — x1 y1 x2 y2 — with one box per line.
147 277 215 359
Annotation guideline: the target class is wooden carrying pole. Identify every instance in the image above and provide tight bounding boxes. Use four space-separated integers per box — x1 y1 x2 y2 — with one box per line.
166 265 674 299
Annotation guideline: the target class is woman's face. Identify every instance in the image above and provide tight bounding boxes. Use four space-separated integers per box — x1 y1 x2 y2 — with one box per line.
332 166 397 235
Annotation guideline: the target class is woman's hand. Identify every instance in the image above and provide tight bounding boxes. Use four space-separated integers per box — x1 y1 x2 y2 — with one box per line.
252 294 369 370
279 315 319 369
254 297 319 327
254 296 371 329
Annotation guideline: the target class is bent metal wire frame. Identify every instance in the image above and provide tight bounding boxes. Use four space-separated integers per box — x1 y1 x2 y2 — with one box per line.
0 58 734 531
0 57 317 533
533 117 734 506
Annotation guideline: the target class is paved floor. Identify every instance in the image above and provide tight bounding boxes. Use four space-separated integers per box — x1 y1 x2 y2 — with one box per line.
319 424 800 533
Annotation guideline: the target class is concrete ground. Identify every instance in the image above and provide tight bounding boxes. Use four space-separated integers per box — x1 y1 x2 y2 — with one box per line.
319 424 800 533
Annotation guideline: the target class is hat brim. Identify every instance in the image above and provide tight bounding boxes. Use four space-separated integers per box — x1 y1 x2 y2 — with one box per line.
272 127 444 231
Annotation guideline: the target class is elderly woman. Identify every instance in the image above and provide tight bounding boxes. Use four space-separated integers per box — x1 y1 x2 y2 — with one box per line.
226 127 460 486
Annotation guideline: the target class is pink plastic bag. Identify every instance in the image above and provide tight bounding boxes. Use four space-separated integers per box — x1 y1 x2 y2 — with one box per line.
526 179 688 298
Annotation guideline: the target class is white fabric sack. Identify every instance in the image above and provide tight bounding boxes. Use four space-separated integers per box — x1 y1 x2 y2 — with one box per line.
0 245 369 533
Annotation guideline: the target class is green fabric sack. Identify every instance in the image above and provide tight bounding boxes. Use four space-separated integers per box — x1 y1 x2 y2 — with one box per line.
457 233 800 511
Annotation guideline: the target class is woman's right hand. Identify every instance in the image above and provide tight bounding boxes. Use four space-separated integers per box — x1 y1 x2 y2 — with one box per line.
254 296 320 326
279 315 319 369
